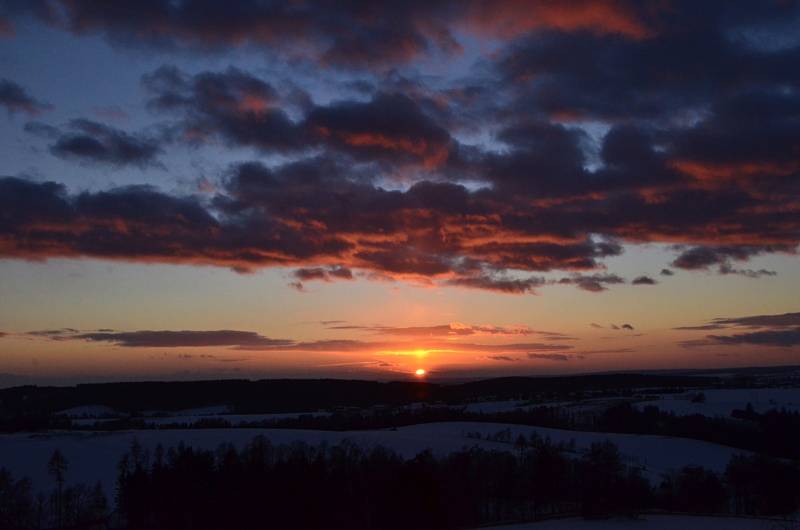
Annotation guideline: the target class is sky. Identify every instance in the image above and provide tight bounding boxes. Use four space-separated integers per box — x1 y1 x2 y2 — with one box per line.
0 0 799 386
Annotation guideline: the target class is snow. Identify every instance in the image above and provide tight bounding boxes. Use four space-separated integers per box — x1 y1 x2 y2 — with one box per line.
636 388 800 417
463 400 530 413
139 411 332 426
56 405 120 419
0 422 748 497
151 405 232 417
479 515 785 529
70 410 331 427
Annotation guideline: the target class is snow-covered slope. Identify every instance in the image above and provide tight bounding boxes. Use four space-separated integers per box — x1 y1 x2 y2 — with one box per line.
56 405 120 419
479 515 784 529
637 388 800 417
0 422 747 497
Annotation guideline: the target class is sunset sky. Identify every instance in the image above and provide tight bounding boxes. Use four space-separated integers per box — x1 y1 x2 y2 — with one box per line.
1 1 799 386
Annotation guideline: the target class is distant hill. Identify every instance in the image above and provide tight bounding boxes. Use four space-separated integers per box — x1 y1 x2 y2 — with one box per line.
0 373 720 418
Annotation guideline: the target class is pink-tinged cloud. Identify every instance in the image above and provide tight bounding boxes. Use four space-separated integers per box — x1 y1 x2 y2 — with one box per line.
461 0 652 40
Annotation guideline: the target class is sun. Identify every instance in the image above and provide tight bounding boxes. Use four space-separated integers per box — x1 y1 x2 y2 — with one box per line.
414 368 426 377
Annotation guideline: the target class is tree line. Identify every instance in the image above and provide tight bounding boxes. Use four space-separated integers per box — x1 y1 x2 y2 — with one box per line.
3 432 797 529
110 434 800 528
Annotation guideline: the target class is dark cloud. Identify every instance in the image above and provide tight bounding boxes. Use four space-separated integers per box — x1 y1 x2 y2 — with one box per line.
707 328 800 348
673 324 727 331
326 323 536 337
621 324 634 331
0 17 13 37
574 348 634 355
2 2 800 293
496 4 800 122
632 275 657 285
143 67 454 167
143 66 304 152
75 330 292 348
487 355 517 362
7 1 651 68
678 311 800 349
718 263 776 278
528 353 571 362
713 312 800 329
660 269 674 276
292 266 353 282
26 324 574 355
677 311 800 333
48 119 162 167
0 175 351 273
27 328 80 340
558 273 625 292
0 78 50 115
445 274 547 294
307 93 452 167
671 246 783 271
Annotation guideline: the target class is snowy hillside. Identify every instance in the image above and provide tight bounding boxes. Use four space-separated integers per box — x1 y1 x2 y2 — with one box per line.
479 514 788 529
0 422 748 497
636 388 800 417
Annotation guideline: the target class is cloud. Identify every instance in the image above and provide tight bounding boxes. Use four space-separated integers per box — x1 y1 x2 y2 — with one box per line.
293 266 353 282
461 0 651 40
0 78 50 115
143 66 303 152
74 330 292 348
672 245 784 272
27 328 80 340
673 324 727 331
487 355 518 362
706 328 800 348
6 1 652 69
26 325 574 356
445 274 547 294
632 275 657 285
307 93 452 167
573 348 634 355
558 273 625 292
325 322 538 337
3 3 800 295
678 311 800 349
290 266 354 289
528 353 571 362
46 119 162 167
660 269 674 276
677 311 800 331
236 338 573 354
0 17 13 37
712 312 800 328
718 263 776 278
606 323 634 331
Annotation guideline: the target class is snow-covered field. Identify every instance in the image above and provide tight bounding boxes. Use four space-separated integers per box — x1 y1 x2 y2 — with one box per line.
463 400 530 413
56 405 119 419
71 411 331 427
0 422 748 497
479 515 793 530
636 388 800 417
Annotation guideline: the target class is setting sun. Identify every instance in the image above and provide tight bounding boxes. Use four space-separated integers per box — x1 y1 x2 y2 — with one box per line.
415 368 426 377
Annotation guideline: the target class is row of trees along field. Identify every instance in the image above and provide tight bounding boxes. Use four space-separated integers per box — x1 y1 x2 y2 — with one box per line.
2 433 798 529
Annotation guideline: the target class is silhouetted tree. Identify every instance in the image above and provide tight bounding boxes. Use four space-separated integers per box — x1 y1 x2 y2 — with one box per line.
0 468 35 530
48 449 67 527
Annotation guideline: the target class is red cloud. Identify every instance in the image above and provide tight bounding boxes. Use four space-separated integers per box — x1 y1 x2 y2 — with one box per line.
460 0 652 40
